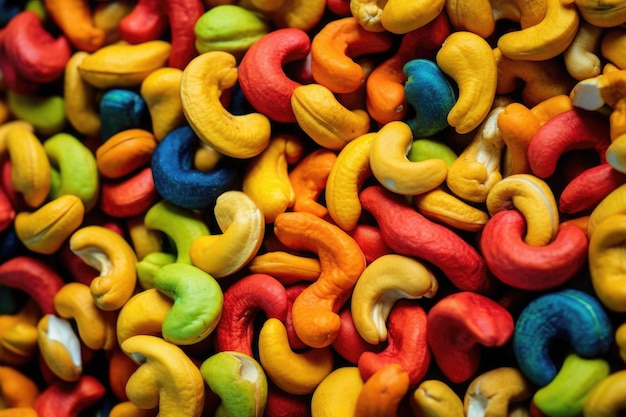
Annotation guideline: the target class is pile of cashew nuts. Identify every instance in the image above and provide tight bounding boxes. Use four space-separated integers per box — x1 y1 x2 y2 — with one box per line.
2 0 626 415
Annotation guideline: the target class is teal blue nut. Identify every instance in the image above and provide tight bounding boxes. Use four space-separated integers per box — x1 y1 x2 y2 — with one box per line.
43 132 99 212
151 125 240 210
513 288 612 387
154 262 223 345
99 88 151 141
403 59 456 138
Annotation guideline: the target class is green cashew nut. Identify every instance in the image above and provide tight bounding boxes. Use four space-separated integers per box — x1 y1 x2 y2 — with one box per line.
43 132 99 212
136 252 177 290
144 200 210 265
153 263 223 345
200 351 268 417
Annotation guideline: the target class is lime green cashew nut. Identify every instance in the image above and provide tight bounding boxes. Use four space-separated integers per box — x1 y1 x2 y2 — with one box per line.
351 253 438 345
69 225 138 311
485 173 560 247
122 335 205 417
43 132 99 212
258 318 334 395
153 263 223 345
369 121 448 196
200 351 268 417
143 200 210 265
190 190 265 278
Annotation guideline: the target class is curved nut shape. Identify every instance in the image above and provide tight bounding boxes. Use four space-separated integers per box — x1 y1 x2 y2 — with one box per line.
15 194 85 255
380 0 445 34
325 132 375 231
497 0 579 61
291 83 371 151
274 211 366 348
436 31 497 134
512 289 613 386
0 300 39 366
3 124 51 208
200 351 268 417
242 134 304 224
311 367 364 417
370 121 448 196
37 314 82 382
144 199 210 265
181 50 271 159
153 263 223 345
355 363 410 417
588 183 626 236
0 365 40 408
485 173 560 247
411 380 465 417
414 187 489 232
122 335 205 417
77 40 171 88
588 213 626 312
351 254 438 345
583 369 626 416
534 353 610 416
53 282 117 351
140 67 186 141
446 107 506 203
69 225 138 311
427 292 514 384
464 367 533 417
64 51 101 138
96 129 158 180
247 251 321 284
33 375 106 417
116 288 173 346
564 21 604 81
258 318 334 395
288 149 336 219
190 190 265 278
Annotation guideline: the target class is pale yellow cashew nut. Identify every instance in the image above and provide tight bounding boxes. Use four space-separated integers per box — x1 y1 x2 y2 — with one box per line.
351 254 438 345
436 31 497 134
369 121 448 196
464 367 534 417
181 50 271 159
564 21 604 81
411 380 465 417
190 191 265 278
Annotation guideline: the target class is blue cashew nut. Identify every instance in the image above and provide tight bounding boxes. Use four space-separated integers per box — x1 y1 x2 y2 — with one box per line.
513 288 613 387
99 88 151 141
151 125 240 210
403 58 456 138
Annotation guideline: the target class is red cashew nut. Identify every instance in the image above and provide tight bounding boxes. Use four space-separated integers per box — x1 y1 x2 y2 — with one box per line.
558 163 626 214
359 185 493 294
238 28 311 123
480 210 589 291
427 291 514 384
214 273 289 356
33 375 106 417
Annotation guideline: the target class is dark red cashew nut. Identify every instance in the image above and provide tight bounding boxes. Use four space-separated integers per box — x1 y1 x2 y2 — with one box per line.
33 375 106 417
358 300 430 387
214 273 289 357
3 11 72 84
427 291 515 384
359 185 493 294
118 0 168 44
332 306 384 365
284 283 308 351
558 163 626 214
480 210 589 291
0 256 66 315
238 28 312 123
349 223 393 264
527 109 611 179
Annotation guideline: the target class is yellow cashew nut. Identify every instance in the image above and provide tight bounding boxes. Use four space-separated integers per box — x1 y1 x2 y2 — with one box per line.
486 173 560 246
121 335 205 417
291 83 371 151
436 31 497 134
463 367 534 417
564 21 604 81
351 253 438 345
311 367 364 417
116 289 173 347
181 50 271 159
53 282 117 352
70 225 138 311
242 134 304 223
587 183 626 236
414 188 490 232
0 300 39 366
64 51 101 138
190 190 265 278
411 379 465 417
325 132 375 231
37 314 82 382
446 107 506 203
370 121 448 196
258 318 334 395
380 0 445 34
14 195 85 255
583 369 626 416
140 67 186 141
